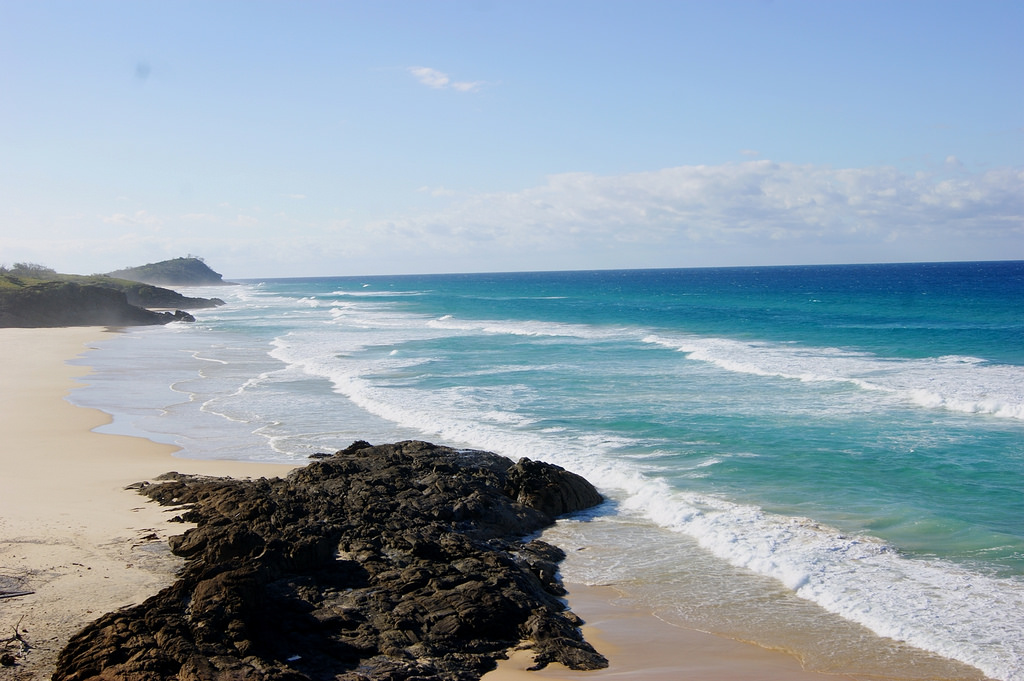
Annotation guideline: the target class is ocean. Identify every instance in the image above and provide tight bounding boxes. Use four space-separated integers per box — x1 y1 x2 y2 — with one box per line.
69 261 1024 680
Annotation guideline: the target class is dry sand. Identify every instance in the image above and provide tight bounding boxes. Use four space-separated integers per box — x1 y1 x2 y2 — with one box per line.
0 326 987 681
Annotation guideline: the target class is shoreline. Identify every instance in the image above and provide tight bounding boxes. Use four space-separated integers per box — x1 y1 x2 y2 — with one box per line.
0 327 994 680
0 327 296 678
484 583 865 681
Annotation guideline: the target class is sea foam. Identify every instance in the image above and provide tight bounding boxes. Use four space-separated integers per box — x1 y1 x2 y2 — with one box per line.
104 275 1023 680
642 333 1024 420
267 322 1023 680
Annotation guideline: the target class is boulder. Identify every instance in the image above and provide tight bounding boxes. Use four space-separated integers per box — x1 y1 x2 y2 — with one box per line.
505 457 605 518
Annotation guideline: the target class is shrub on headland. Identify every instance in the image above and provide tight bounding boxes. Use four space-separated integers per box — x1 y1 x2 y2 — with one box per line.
0 262 58 279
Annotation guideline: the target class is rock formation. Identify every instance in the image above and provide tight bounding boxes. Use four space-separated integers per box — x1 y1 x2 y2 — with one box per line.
0 281 197 328
53 441 607 681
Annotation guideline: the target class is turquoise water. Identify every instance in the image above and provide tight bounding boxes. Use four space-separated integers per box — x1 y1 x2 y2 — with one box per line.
70 262 1024 680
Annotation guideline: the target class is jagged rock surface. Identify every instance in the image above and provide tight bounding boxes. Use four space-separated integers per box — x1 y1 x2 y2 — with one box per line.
52 441 607 681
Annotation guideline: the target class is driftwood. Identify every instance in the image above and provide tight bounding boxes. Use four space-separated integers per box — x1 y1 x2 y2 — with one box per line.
1 615 32 652
0 591 34 601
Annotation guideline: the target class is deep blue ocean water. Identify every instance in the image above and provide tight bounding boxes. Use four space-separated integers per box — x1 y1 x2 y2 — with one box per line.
70 261 1024 680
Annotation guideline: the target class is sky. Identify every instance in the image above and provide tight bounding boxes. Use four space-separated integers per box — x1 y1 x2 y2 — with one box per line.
1 0 1021 278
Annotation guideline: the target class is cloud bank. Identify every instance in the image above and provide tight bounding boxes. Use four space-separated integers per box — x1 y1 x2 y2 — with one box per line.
2 161 1020 277
363 161 1024 270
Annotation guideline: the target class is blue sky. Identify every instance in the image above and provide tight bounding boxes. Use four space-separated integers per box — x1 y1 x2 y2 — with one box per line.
1 0 1021 278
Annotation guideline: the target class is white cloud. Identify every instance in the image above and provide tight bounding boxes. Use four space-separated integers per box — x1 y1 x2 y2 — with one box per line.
408 66 482 93
409 66 449 88
101 210 163 227
449 80 482 93
417 185 457 197
181 213 220 223
231 214 260 228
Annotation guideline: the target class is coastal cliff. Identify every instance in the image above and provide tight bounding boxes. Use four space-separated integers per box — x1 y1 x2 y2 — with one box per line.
0 280 197 328
53 441 608 681
0 259 224 328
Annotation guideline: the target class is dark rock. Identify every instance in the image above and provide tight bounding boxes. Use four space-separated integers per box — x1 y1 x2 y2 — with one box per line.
505 458 605 519
120 286 222 310
53 441 606 680
99 279 224 310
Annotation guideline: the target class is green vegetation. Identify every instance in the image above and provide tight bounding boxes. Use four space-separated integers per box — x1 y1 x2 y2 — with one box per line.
0 262 58 280
0 261 225 308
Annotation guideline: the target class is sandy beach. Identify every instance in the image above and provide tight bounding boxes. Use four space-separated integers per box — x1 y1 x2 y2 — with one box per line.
0 327 296 678
0 326 990 681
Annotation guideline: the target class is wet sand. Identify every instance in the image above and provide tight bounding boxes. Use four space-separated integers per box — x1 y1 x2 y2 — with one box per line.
484 583 869 681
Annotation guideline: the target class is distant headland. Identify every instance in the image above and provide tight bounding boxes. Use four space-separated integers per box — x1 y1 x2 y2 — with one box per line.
106 255 233 287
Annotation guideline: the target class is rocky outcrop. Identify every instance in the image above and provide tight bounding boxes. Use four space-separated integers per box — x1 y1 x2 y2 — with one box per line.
0 281 196 328
53 441 607 681
105 280 224 310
